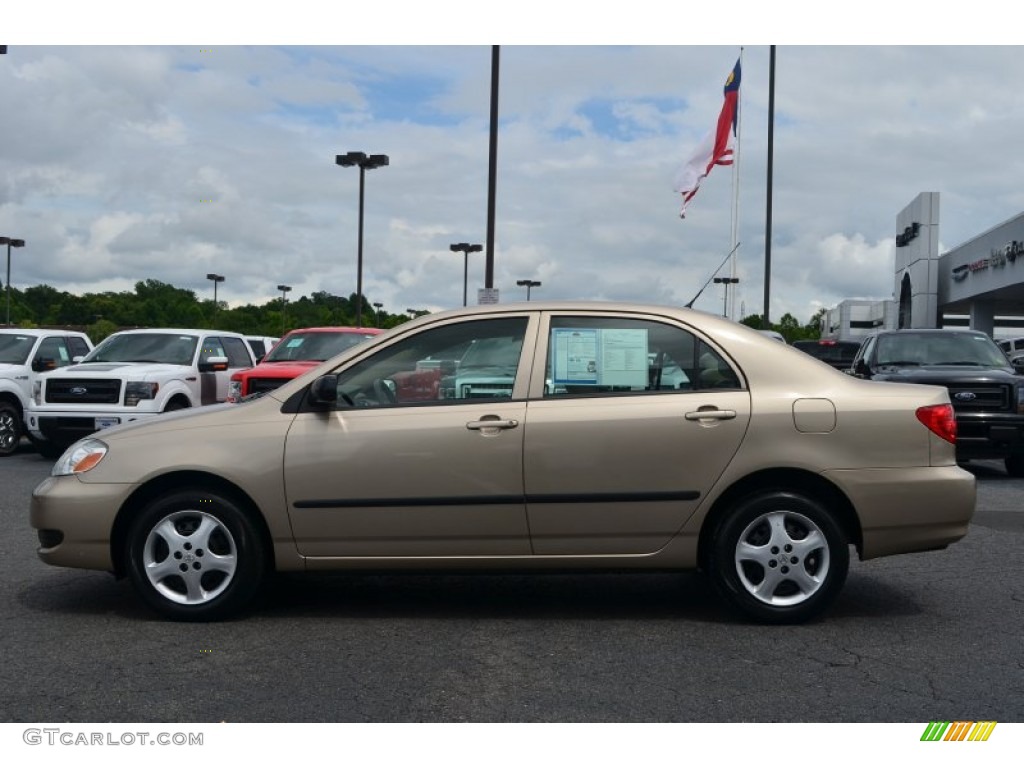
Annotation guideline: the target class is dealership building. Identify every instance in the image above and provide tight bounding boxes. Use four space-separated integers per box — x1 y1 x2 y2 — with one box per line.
823 192 1024 340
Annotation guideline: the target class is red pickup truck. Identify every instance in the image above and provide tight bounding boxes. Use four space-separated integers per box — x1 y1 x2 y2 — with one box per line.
228 326 382 402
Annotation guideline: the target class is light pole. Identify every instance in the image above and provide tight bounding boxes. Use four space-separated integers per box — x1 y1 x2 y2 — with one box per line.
713 276 739 317
373 302 383 328
450 242 482 307
336 151 389 328
277 284 292 329
516 279 541 301
406 308 426 318
1 237 25 326
206 273 225 314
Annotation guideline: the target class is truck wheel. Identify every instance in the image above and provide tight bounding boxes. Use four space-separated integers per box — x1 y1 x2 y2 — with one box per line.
1005 453 1024 478
0 402 23 456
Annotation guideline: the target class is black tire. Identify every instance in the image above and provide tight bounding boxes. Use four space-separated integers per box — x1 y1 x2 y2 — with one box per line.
708 490 849 624
163 399 189 413
0 401 23 457
124 488 266 621
1005 453 1024 478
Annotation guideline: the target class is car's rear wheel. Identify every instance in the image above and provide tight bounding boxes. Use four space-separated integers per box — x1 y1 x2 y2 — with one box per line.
125 489 266 621
708 491 849 624
0 401 23 456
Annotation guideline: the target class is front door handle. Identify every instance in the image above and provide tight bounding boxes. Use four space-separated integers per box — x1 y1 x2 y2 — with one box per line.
685 408 737 421
466 417 520 431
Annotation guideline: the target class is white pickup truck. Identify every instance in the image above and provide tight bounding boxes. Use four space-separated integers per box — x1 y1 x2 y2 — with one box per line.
0 328 94 456
26 328 254 456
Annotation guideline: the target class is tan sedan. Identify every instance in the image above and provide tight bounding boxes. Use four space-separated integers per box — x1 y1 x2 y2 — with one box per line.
31 302 975 623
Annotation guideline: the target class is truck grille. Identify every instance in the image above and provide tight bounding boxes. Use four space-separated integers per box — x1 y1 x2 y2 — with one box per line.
247 377 289 395
947 383 1011 412
45 378 122 405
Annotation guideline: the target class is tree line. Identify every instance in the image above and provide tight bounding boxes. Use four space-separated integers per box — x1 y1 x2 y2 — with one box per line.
6 279 411 343
5 279 825 344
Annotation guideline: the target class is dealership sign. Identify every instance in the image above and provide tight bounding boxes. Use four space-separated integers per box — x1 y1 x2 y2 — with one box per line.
952 239 1024 281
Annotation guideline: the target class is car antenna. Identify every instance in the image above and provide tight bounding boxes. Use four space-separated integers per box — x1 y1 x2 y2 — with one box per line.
685 243 741 309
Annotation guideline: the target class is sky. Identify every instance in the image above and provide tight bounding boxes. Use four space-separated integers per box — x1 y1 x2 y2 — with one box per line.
3 5 1023 325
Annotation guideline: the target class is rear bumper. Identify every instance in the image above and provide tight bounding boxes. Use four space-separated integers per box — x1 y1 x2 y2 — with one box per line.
822 464 976 560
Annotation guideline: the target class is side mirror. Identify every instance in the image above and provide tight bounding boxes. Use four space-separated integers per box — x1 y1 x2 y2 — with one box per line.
308 374 339 407
853 359 870 378
198 355 230 373
32 357 58 372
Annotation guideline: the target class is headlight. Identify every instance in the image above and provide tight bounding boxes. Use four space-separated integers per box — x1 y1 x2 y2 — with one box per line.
125 381 159 406
32 380 42 405
227 379 241 402
52 438 109 476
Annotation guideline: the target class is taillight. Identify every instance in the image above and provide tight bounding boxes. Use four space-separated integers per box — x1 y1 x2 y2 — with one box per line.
916 404 957 444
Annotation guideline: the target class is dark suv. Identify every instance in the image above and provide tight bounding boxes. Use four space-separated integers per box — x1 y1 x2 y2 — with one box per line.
792 339 861 371
850 329 1024 476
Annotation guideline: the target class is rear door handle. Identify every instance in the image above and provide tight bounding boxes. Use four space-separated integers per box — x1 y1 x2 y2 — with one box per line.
685 409 737 421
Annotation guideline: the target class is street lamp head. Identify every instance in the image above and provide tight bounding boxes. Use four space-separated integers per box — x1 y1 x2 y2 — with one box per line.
336 152 389 170
277 284 292 293
0 237 24 247
335 151 367 167
516 279 541 288
206 273 225 282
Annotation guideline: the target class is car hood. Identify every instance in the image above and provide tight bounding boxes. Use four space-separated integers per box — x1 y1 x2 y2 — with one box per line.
45 362 191 378
235 360 319 377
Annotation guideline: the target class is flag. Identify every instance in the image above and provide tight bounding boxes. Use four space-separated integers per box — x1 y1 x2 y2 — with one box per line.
673 58 741 218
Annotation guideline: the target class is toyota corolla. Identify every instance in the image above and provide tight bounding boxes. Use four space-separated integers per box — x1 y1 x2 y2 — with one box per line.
31 302 975 623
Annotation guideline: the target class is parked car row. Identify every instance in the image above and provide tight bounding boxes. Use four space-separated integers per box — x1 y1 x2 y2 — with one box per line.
30 302 976 625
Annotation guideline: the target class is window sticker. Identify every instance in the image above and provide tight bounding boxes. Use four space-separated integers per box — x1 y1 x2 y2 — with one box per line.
551 328 648 388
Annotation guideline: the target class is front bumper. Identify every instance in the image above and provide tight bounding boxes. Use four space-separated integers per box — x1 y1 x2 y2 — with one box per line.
26 409 162 447
30 474 136 571
955 412 1024 460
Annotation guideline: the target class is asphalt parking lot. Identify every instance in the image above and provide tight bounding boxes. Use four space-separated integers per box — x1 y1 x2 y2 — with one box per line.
1 446 1021 722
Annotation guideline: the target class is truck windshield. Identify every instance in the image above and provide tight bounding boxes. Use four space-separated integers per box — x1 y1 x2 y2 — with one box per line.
83 333 198 365
876 333 1010 368
264 331 376 363
0 335 35 365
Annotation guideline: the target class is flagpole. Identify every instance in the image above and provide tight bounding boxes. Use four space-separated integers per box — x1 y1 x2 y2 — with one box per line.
728 46 744 320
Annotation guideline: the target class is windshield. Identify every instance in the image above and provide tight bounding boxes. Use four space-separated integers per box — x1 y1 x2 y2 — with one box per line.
876 333 1010 368
264 331 376 363
82 333 198 365
0 334 35 365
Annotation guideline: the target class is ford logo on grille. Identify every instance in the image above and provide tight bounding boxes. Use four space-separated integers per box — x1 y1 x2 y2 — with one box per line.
954 391 977 401
70 386 88 395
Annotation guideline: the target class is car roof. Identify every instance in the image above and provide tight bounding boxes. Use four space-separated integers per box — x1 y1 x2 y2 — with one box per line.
283 326 383 334
108 328 247 337
0 327 89 337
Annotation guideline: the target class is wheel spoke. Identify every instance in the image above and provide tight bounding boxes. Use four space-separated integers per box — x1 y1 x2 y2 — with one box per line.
189 515 220 551
204 551 237 576
146 556 182 582
736 540 772 567
791 529 825 559
752 567 786 601
153 518 187 550
788 563 824 595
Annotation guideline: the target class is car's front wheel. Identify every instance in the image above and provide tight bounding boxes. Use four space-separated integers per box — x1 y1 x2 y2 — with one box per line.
125 489 266 621
708 490 849 624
